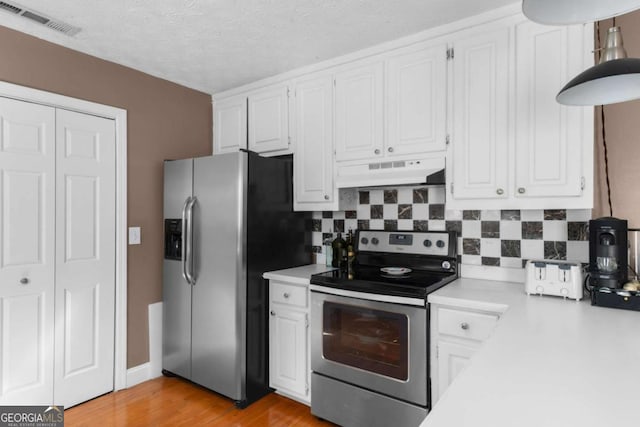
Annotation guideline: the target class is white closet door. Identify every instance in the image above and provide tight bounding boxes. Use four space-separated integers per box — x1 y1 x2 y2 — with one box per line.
54 109 116 408
0 97 56 405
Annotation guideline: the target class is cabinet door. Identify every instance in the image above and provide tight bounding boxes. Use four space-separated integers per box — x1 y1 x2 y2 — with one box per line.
213 95 247 154
451 27 510 200
293 75 335 209
248 84 290 153
335 62 384 161
269 307 308 399
515 22 586 198
436 340 478 402
387 44 447 156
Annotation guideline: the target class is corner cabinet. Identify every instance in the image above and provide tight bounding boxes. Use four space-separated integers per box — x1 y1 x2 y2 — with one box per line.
213 95 247 154
446 18 594 210
269 280 310 404
430 304 500 405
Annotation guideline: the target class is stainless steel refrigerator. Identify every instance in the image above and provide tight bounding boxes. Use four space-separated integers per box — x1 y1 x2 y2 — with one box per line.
162 151 309 407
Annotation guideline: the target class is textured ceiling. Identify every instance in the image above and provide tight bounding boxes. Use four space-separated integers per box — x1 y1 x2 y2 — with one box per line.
0 0 516 94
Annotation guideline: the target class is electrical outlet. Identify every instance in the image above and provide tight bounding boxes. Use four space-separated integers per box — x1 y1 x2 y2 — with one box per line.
129 227 141 245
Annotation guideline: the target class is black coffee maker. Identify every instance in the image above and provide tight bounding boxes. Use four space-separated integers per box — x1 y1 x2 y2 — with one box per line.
589 217 628 289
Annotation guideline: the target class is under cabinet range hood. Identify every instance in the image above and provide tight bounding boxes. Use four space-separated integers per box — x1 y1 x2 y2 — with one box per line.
335 155 445 188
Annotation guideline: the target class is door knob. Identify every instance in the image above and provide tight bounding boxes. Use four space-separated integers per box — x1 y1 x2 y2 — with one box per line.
518 187 526 194
496 188 504 195
283 292 290 299
20 277 29 285
324 195 329 200
270 311 276 316
388 147 394 153
460 322 469 330
374 149 380 155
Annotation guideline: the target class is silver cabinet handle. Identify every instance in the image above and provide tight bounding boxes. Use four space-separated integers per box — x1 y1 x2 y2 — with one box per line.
181 197 192 285
185 196 198 285
460 322 469 330
20 277 29 285
283 292 290 299
496 188 504 195
388 147 394 153
324 195 329 200
518 187 526 194
374 149 380 155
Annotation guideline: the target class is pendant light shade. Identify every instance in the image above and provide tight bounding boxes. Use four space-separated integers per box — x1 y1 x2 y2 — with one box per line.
557 27 640 105
523 0 640 25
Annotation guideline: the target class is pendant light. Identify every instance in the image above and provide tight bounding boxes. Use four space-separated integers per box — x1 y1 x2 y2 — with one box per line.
522 0 640 25
556 26 640 105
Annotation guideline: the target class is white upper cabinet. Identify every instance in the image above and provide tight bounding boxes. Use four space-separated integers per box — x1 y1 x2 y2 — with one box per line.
247 84 291 155
213 95 247 154
449 26 511 201
514 22 589 200
293 74 336 210
386 44 448 156
334 62 384 162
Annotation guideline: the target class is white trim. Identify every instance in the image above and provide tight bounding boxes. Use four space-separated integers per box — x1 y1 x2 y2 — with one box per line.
126 363 150 388
148 302 163 380
0 81 129 392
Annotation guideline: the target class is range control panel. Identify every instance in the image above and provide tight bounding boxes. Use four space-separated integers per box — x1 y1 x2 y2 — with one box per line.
357 230 453 257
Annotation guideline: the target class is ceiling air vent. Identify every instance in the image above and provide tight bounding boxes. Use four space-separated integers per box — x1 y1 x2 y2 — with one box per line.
0 0 81 36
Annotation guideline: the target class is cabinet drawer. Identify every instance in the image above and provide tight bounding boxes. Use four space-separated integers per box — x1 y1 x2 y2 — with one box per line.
271 281 307 308
437 307 499 341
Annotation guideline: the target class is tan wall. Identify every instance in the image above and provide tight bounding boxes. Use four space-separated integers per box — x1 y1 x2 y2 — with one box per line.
0 26 213 367
594 11 640 228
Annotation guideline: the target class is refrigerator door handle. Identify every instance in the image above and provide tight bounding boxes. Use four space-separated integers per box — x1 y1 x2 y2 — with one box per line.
181 196 192 284
185 196 198 285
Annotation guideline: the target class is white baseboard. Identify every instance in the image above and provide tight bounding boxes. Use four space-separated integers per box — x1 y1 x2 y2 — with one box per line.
126 301 163 388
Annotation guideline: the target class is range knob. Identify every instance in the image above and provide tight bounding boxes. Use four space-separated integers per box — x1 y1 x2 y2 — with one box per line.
423 239 432 247
360 237 369 245
436 240 445 248
371 237 379 245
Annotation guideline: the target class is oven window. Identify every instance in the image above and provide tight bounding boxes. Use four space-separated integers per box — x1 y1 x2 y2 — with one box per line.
322 301 408 381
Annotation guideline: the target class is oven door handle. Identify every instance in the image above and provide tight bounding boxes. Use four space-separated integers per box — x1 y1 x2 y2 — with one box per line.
309 284 425 307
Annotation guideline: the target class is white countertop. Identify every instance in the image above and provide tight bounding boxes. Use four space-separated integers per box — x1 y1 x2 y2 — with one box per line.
263 264 336 285
424 278 640 427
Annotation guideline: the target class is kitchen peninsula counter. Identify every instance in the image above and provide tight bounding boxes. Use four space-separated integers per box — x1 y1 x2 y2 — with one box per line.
423 278 640 427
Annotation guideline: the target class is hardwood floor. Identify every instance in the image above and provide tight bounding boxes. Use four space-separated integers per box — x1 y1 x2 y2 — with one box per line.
65 377 335 426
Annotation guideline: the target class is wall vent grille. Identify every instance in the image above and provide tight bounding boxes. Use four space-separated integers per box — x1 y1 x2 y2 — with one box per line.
0 0 81 36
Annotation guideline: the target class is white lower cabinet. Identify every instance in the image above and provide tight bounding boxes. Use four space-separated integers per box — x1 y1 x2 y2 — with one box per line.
430 304 500 405
269 280 310 404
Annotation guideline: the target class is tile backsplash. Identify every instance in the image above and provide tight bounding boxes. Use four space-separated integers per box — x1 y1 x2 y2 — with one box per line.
310 185 591 268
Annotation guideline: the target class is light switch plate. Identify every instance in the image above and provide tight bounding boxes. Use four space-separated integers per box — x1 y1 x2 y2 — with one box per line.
129 227 141 245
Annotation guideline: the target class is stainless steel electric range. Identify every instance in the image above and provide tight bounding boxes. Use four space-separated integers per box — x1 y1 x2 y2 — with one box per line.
309 230 458 427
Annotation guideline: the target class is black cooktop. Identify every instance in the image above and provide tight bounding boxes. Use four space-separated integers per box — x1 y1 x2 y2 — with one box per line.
310 265 457 300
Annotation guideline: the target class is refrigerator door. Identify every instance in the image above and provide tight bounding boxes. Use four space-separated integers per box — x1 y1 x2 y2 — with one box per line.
191 153 247 401
162 158 194 379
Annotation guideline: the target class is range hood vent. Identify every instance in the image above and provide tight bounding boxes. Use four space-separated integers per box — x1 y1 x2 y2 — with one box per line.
0 1 81 36
335 155 446 188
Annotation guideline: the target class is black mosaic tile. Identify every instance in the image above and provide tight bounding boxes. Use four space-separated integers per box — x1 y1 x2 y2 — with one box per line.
501 210 521 221
359 191 370 205
371 205 383 219
522 222 543 239
482 257 501 266
322 232 333 241
481 221 500 238
413 220 429 231
568 222 589 241
398 204 412 219
384 189 398 204
544 209 566 220
333 219 345 233
463 238 481 255
384 220 398 231
345 210 357 219
446 220 462 234
413 188 429 204
544 241 567 260
311 219 322 232
322 211 333 219
463 210 481 220
501 240 521 258
312 245 322 253
429 204 445 220
357 220 370 230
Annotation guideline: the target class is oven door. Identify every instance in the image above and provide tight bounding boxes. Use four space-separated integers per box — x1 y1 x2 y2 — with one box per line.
310 289 427 406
